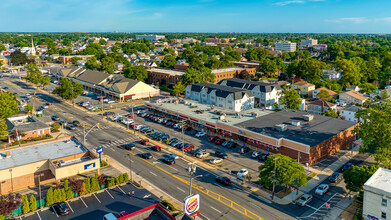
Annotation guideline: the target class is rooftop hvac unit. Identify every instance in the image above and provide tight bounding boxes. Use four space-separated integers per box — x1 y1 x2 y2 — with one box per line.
303 114 314 121
251 112 259 117
219 115 226 121
292 121 301 126
274 124 288 132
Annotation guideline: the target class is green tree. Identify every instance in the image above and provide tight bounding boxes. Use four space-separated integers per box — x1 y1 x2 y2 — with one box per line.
45 187 54 207
317 90 331 101
66 189 73 200
91 174 100 192
324 108 338 118
10 50 27 65
85 57 100 71
100 56 116 74
51 123 60 132
71 57 82 65
280 89 301 110
343 164 379 192
173 81 185 95
336 58 362 89
0 91 19 119
80 182 86 196
260 59 277 75
297 59 327 83
0 44 6 52
83 43 105 59
25 63 50 86
258 154 307 190
85 177 91 194
60 189 66 203
99 39 107 45
29 195 37 212
181 67 215 86
0 121 8 140
123 65 148 82
24 104 33 113
380 90 389 99
160 56 176 68
123 173 129 182
64 179 70 192
53 188 60 203
53 77 84 101
21 194 30 214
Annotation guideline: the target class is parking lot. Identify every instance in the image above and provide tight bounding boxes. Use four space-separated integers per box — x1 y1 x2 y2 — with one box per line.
22 184 159 220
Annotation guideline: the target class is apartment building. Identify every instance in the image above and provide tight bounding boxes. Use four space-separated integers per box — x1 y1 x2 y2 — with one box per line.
218 78 282 108
341 105 364 122
293 81 316 95
185 83 254 112
136 35 165 41
307 100 337 115
147 67 185 86
339 90 368 105
275 41 297 52
212 67 256 83
300 38 318 48
363 168 391 220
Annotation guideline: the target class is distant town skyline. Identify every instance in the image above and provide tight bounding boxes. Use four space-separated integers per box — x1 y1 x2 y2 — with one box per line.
2 0 391 33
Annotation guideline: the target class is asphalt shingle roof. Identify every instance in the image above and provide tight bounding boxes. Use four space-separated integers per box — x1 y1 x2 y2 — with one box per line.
218 78 281 93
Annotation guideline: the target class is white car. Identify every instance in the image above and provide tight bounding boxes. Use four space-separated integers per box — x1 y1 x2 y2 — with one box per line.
315 184 329 196
196 132 206 137
237 169 249 180
296 194 312 206
210 157 223 164
252 151 260 158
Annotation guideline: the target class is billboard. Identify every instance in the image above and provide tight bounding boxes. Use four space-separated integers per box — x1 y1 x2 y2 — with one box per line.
84 162 96 170
183 194 199 215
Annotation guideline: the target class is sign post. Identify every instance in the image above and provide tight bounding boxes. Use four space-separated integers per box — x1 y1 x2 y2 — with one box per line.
184 194 200 219
326 203 330 209
96 147 103 163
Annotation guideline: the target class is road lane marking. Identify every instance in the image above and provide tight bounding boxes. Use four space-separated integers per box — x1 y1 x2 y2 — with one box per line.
149 171 157 176
106 189 114 199
93 193 101 203
210 206 222 213
176 187 185 193
170 167 178 171
117 185 126 194
80 197 88 207
65 201 74 213
306 204 317 211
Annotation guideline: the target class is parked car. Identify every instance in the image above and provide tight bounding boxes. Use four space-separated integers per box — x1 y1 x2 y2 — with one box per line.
342 163 353 172
52 203 70 215
162 157 175 165
196 131 206 137
103 213 117 220
141 152 153 159
239 147 250 154
258 153 269 161
140 139 149 145
179 143 195 152
216 176 231 186
168 138 178 145
315 184 329 196
221 140 230 147
123 143 136 150
208 136 219 142
73 120 81 127
191 148 206 156
67 124 76 130
237 169 249 180
165 153 179 160
296 194 313 206
151 145 161 152
190 130 198 136
252 151 260 158
215 150 228 159
119 211 129 217
210 157 223 164
195 152 210 159
328 172 343 183
52 115 60 121
215 138 226 145
172 140 183 148
59 120 67 126
226 142 237 149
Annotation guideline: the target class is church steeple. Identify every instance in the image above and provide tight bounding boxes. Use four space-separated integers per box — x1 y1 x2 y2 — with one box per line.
31 37 36 55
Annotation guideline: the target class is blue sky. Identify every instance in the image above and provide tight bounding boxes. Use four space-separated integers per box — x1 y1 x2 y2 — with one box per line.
2 0 391 33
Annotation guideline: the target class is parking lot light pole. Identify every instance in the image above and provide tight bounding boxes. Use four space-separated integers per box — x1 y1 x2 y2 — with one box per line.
181 120 185 156
35 170 44 209
128 154 133 183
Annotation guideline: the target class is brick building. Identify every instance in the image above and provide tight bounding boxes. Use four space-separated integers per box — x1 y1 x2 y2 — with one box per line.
147 67 185 86
5 115 51 144
146 99 357 165
58 55 95 64
212 67 256 83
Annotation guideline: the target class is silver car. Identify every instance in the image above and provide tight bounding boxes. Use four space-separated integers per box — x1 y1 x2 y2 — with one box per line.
296 194 312 206
315 184 329 196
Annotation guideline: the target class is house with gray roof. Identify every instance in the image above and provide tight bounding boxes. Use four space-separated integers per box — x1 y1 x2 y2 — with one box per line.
5 115 51 144
185 83 254 112
341 105 365 122
218 78 282 109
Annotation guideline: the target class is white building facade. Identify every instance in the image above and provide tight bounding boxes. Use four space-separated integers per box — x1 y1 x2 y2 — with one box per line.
136 35 165 41
275 41 297 52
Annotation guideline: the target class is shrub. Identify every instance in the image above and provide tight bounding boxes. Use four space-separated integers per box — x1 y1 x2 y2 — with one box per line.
45 187 54 207
161 200 176 211
118 174 124 184
53 188 61 204
123 173 129 182
80 183 86 196
100 160 108 167
85 177 91 194
69 179 83 193
51 123 60 131
66 190 73 200
60 189 66 203
29 195 37 212
64 179 70 192
98 174 107 187
115 176 120 185
21 194 30 214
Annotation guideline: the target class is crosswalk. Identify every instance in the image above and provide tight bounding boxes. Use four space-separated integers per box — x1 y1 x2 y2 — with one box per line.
299 193 344 220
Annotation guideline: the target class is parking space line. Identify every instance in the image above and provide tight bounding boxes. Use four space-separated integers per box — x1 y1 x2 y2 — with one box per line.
93 193 101 203
106 189 114 199
52 205 59 217
210 206 222 213
65 201 74 213
117 185 126 194
36 211 42 220
80 197 88 208
306 204 318 211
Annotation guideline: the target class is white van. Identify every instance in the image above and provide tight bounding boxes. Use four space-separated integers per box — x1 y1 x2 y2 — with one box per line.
103 213 117 220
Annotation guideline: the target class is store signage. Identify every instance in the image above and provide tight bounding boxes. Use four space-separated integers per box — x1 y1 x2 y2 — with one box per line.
84 162 96 170
183 194 200 215
96 147 103 153
367 214 379 220
238 130 250 136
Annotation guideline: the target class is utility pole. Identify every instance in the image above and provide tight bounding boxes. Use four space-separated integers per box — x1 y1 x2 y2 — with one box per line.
131 105 135 134
32 92 36 115
35 170 44 209
15 128 21 147
83 123 100 145
188 162 201 195
189 175 202 196
128 154 133 183
271 157 279 200
181 120 185 156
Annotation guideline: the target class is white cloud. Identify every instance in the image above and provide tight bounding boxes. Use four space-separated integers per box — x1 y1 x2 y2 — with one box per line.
326 17 367 24
273 0 304 6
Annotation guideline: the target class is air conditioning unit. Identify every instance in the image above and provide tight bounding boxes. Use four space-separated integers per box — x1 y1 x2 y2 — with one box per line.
274 124 287 132
219 115 226 120
303 114 314 121
292 121 301 126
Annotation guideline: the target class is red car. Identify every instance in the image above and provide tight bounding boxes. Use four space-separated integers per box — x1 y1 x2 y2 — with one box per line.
119 211 129 217
126 113 133 118
151 145 161 151
140 139 150 145
208 136 219 142
215 139 226 145
179 144 195 152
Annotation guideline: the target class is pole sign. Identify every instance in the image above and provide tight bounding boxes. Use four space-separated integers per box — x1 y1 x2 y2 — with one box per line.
326 203 330 208
96 147 103 163
184 194 200 216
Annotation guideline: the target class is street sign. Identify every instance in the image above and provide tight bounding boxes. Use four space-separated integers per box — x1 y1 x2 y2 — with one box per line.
96 147 103 153
184 194 200 215
291 187 294 191
326 203 330 208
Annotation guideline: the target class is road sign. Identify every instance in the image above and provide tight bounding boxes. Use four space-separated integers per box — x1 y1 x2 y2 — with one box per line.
96 147 103 153
326 203 330 208
291 187 294 191
184 194 200 215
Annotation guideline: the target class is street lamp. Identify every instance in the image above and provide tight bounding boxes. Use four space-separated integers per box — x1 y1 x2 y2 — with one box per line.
271 157 280 200
35 169 44 209
128 154 133 183
189 175 202 196
181 120 185 156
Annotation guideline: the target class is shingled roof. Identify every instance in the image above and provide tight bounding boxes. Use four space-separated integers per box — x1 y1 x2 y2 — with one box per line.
218 78 281 93
188 83 253 100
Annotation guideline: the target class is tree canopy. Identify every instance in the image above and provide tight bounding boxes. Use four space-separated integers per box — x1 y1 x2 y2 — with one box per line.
181 67 215 86
159 56 176 68
343 164 379 192
25 63 50 86
280 89 301 110
54 77 84 101
100 57 116 74
10 51 27 65
123 65 148 82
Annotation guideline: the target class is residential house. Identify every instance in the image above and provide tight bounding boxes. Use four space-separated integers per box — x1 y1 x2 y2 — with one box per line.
185 83 254 112
5 115 51 144
312 87 338 99
339 90 368 105
218 78 282 109
307 100 337 115
323 69 341 81
346 85 361 92
0 55 8 67
292 81 316 96
341 105 364 122
114 62 124 71
363 168 391 220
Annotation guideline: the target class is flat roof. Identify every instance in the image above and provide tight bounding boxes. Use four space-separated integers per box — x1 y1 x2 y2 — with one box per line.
211 67 250 74
365 168 391 195
235 110 357 147
148 68 185 76
146 98 272 126
0 138 87 170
